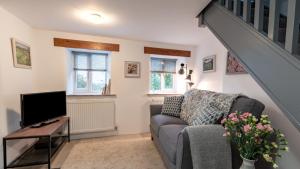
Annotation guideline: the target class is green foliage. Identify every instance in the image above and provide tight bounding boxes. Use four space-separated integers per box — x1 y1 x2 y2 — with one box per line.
151 73 175 91
77 73 87 88
151 73 161 91
164 73 173 89
16 46 31 65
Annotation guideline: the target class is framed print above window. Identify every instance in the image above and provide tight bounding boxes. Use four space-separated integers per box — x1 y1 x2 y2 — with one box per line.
11 38 31 69
202 55 216 73
124 61 141 78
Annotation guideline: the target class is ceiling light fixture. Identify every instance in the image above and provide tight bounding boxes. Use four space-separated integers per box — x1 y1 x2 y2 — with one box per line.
86 13 103 24
76 9 115 25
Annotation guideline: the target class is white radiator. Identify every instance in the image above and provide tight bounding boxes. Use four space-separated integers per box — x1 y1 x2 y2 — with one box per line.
67 99 116 134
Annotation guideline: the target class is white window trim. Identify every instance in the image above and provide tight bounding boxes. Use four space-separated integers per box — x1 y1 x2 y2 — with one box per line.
149 57 178 94
72 51 109 95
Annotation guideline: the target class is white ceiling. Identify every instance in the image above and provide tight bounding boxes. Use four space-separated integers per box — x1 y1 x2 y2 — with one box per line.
0 0 211 45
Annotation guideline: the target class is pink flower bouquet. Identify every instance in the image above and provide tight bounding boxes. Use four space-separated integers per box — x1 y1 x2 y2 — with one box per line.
221 112 288 168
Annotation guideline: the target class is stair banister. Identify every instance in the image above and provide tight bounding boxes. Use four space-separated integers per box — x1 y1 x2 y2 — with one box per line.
198 1 300 131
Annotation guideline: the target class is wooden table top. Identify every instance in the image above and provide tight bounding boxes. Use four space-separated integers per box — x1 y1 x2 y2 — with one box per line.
4 116 69 139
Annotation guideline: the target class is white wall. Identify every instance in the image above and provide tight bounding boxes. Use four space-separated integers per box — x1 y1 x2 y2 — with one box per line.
0 6 196 168
194 27 300 169
193 28 226 92
32 29 196 134
0 6 36 169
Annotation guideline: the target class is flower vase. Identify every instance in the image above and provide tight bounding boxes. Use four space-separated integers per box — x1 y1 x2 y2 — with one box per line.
240 157 256 169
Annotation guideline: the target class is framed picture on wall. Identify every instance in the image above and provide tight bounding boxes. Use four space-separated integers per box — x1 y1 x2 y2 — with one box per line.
11 38 32 69
202 55 216 73
124 61 141 78
226 52 247 74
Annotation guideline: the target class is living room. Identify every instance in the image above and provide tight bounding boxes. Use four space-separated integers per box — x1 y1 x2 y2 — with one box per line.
0 0 299 169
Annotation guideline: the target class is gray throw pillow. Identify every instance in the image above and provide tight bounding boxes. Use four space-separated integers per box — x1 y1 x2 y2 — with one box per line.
161 96 184 117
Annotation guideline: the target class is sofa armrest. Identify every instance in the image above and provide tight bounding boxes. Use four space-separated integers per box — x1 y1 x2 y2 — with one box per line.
176 130 193 169
150 104 163 117
176 125 231 169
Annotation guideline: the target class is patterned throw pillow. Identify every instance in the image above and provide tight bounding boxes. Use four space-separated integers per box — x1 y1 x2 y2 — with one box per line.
190 104 224 126
161 96 184 117
189 92 240 125
180 89 240 125
180 89 216 124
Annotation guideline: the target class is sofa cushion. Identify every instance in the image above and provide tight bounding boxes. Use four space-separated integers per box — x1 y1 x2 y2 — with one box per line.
229 96 265 119
161 95 184 117
158 124 187 164
151 114 187 137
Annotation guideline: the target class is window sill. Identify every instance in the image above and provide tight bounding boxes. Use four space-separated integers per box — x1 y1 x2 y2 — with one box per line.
147 93 183 97
67 94 117 97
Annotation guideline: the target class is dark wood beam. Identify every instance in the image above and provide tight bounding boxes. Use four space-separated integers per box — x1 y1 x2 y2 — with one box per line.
53 38 120 52
144 47 191 57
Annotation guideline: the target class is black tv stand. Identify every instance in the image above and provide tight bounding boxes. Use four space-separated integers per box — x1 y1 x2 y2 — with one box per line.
34 137 62 149
31 119 60 128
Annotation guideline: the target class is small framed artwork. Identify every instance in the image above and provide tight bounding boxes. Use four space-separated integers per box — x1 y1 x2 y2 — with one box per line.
226 52 247 74
203 55 216 72
124 61 141 78
11 38 31 69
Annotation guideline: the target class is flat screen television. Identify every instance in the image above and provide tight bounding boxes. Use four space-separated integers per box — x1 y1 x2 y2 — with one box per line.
21 91 67 128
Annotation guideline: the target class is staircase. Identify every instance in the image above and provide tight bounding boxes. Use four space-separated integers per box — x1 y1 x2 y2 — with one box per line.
198 0 300 131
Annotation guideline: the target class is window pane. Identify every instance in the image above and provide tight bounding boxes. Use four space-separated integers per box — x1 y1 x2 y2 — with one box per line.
277 0 288 46
250 0 255 25
164 73 174 89
151 58 177 73
163 59 177 73
151 73 161 91
262 0 270 34
91 71 106 92
151 58 163 72
75 54 88 69
91 54 106 70
76 71 88 89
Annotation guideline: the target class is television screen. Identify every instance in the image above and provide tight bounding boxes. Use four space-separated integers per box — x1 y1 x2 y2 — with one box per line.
21 91 66 127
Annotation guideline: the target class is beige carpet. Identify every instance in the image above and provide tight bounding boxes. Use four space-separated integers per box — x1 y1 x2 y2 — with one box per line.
60 134 166 169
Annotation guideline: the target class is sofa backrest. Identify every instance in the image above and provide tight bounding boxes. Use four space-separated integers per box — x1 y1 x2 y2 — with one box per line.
229 96 265 119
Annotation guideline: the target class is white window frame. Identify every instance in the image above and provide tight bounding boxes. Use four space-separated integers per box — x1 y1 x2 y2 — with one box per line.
150 57 177 94
72 51 108 94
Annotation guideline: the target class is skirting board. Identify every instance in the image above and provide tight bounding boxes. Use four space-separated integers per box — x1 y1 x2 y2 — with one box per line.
71 130 118 140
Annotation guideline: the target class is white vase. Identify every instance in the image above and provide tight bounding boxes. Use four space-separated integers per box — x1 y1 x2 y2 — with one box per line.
240 157 256 169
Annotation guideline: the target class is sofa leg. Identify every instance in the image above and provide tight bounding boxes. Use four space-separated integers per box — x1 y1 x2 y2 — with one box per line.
151 135 153 141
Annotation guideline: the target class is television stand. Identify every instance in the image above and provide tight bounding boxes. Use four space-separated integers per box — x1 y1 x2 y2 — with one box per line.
3 116 70 169
31 119 60 128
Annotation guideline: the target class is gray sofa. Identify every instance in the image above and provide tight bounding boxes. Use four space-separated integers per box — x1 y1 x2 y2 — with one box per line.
150 96 272 169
